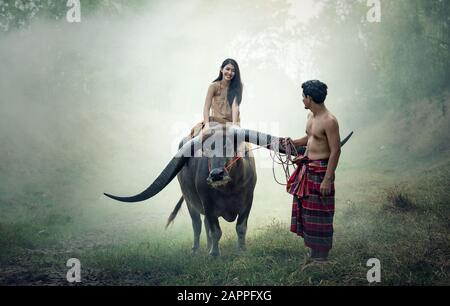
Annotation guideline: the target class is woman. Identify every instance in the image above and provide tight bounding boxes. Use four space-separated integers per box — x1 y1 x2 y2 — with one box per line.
201 58 243 133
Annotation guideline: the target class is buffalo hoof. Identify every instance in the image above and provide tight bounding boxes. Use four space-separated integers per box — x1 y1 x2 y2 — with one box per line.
237 245 247 252
209 250 221 257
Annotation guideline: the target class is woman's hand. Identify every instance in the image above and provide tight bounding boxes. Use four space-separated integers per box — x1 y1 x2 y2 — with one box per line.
201 122 213 138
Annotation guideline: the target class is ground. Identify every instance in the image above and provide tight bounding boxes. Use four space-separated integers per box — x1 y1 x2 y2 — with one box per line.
1 150 449 286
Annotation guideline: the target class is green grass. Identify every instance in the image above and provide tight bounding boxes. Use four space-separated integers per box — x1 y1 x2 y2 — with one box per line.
69 189 448 286
1 126 449 286
1 173 448 286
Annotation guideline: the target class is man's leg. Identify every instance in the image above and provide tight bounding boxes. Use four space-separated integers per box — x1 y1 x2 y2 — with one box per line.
310 248 329 261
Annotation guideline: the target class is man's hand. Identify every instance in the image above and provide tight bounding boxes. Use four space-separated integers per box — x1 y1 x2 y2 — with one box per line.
279 137 293 151
292 155 305 164
320 179 332 196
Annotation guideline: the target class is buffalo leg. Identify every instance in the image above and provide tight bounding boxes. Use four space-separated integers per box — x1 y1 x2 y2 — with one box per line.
206 214 222 257
236 211 250 251
204 217 212 250
187 205 202 253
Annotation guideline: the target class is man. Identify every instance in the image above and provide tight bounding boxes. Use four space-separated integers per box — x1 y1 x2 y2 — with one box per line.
284 80 341 261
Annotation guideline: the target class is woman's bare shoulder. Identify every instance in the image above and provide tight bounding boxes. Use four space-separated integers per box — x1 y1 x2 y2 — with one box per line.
208 81 220 93
208 81 219 88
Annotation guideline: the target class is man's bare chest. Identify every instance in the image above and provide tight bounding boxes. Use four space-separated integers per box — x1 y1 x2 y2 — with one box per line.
306 119 326 140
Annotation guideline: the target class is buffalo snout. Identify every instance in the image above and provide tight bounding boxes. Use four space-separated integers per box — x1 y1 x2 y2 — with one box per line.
207 168 231 187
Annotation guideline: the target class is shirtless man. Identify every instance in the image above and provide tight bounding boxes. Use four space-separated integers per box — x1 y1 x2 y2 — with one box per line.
284 80 341 261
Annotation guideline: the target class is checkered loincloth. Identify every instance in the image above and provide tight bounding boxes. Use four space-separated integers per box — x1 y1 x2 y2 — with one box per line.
286 157 335 251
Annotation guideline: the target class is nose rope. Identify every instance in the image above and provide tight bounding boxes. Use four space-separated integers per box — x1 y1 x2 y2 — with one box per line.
224 156 242 172
244 138 299 186
207 155 242 174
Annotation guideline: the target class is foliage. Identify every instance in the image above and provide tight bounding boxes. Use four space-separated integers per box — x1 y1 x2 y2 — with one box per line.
0 0 149 31
0 0 449 286
313 0 450 116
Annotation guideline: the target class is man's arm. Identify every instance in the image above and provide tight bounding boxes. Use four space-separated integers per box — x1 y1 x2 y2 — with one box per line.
292 135 308 147
321 118 341 195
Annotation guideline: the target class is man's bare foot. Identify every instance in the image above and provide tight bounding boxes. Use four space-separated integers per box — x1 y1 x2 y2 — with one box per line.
310 249 329 261
301 254 336 271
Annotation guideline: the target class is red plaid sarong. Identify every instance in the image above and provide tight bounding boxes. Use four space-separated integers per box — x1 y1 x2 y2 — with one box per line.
286 156 335 251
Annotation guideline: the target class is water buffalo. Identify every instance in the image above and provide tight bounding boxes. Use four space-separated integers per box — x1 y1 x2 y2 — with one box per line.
104 125 352 256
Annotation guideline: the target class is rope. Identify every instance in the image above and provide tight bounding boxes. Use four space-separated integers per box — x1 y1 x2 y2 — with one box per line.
240 138 299 186
224 156 242 172
207 138 299 186
268 138 298 185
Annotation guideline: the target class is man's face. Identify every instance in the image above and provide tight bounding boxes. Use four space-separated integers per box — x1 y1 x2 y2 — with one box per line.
302 92 311 109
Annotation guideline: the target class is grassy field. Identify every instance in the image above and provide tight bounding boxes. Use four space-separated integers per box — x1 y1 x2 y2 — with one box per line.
1 150 449 286
1 103 449 286
1 0 449 288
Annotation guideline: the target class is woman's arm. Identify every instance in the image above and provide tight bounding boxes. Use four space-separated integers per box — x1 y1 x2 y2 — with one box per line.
203 83 216 128
232 100 240 126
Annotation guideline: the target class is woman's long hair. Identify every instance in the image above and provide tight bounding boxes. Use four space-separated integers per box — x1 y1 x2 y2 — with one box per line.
213 58 243 107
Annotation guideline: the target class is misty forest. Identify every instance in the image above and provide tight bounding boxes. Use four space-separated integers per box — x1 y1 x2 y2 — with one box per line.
0 0 449 285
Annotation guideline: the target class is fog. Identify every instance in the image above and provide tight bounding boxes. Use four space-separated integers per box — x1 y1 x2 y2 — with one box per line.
0 0 418 238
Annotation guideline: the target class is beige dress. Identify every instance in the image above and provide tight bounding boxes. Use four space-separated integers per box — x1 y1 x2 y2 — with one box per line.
210 82 240 123
188 82 249 157
190 82 240 138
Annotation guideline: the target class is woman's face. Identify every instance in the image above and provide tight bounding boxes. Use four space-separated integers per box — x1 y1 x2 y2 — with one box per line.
221 64 236 81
